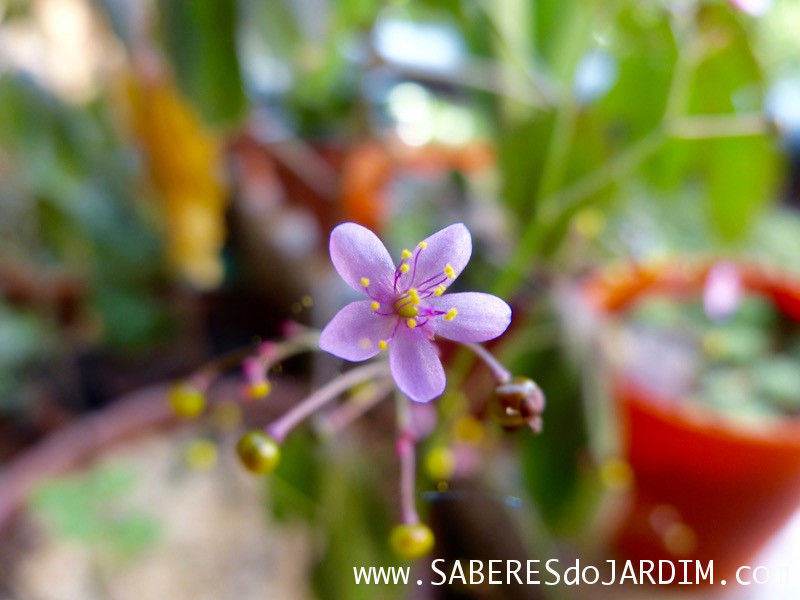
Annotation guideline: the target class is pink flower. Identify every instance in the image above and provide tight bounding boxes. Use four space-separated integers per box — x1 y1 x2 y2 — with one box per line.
728 0 771 16
703 261 742 322
319 223 512 402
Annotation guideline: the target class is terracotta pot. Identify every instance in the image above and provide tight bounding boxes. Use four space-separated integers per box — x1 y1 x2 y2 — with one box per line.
585 261 800 578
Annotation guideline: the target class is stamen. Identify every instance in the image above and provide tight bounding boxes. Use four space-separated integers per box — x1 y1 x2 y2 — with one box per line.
362 285 383 303
444 264 456 279
379 340 388 350
361 277 370 287
401 249 412 260
371 301 380 311
409 245 424 286
400 264 410 273
433 284 446 296
415 272 448 292
417 241 427 250
406 318 417 329
408 288 420 305
388 317 402 341
444 308 458 321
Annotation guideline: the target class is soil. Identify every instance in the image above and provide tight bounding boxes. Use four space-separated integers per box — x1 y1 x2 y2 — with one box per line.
3 429 315 600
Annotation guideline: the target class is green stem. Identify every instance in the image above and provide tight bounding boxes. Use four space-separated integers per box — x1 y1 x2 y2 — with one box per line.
493 129 666 297
494 12 709 297
668 113 772 139
476 0 554 109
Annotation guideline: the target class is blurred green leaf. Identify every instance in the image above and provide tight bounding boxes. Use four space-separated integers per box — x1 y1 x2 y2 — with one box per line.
269 433 321 523
312 444 399 600
498 114 553 220
92 287 172 351
30 463 162 560
704 134 777 241
32 478 103 541
516 340 589 533
689 5 762 117
703 324 769 363
0 307 48 366
160 0 246 128
109 513 163 559
595 4 677 146
753 358 800 409
687 5 776 241
533 0 582 71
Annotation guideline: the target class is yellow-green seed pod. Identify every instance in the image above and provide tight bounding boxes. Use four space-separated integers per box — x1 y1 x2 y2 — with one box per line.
168 382 206 419
245 380 271 400
236 430 281 474
390 523 435 559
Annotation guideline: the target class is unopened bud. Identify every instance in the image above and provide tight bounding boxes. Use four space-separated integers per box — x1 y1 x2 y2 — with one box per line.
489 377 545 431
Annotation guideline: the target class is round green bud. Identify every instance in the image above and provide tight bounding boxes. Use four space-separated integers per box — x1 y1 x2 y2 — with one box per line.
236 430 281 475
390 523 435 559
168 382 206 419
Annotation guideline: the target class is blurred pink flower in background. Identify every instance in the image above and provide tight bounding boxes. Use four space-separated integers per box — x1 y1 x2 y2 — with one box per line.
728 0 772 16
703 261 743 322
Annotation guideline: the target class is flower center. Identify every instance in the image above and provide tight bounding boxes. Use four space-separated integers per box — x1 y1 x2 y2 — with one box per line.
395 301 419 319
393 287 421 319
360 243 460 349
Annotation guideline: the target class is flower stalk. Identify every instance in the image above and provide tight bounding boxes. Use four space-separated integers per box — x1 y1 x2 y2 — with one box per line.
463 342 511 384
396 397 420 525
318 377 395 438
266 361 390 442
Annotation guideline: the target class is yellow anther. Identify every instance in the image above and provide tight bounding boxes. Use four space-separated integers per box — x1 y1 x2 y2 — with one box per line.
407 318 417 329
401 249 412 259
444 264 456 278
379 340 388 350
418 241 428 250
433 284 446 296
409 288 420 305
400 264 410 273
444 308 458 321
361 277 370 287
371 301 380 311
